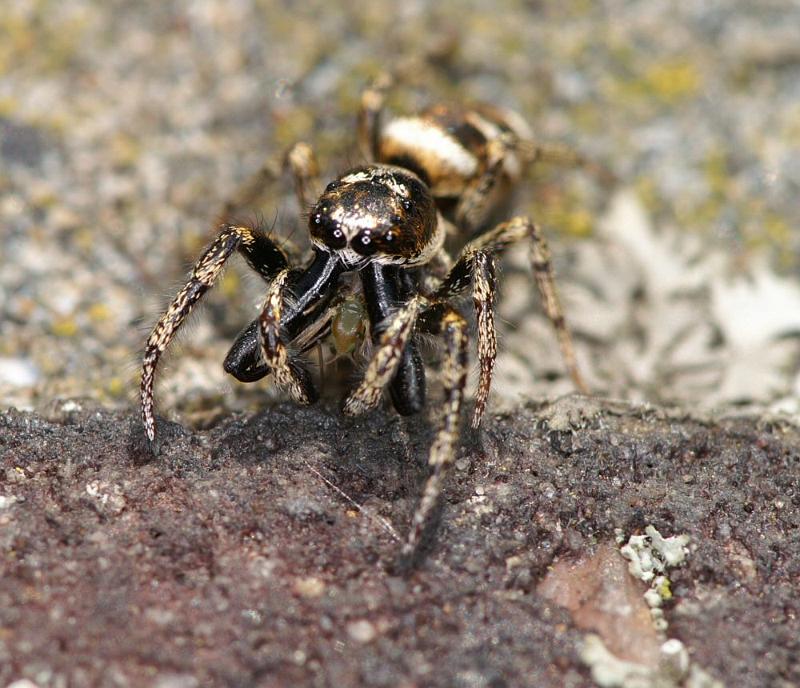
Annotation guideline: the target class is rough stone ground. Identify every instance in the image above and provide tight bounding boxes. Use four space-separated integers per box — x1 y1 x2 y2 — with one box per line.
1 398 799 687
2 0 800 414
2 1 800 686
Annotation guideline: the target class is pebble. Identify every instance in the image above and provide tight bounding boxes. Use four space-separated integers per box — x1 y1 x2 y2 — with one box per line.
346 619 377 644
0 357 40 387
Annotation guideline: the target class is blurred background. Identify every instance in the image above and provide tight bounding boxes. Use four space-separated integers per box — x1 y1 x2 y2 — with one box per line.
1 0 799 424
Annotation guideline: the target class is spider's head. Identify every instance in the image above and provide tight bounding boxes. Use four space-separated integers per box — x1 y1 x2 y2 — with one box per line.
309 164 441 268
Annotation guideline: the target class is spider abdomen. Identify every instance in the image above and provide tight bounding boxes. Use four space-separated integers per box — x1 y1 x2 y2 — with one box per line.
377 104 531 205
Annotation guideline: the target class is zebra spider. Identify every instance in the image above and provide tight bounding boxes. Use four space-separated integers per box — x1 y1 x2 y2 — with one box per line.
141 78 587 560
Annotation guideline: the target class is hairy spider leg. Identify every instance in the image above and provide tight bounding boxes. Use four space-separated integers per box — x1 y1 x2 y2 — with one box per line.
284 141 320 211
218 140 321 226
348 262 427 417
258 269 317 403
431 249 497 428
141 224 289 448
451 139 508 233
337 270 469 559
357 73 393 162
341 291 421 416
432 215 587 428
403 303 469 558
218 164 280 224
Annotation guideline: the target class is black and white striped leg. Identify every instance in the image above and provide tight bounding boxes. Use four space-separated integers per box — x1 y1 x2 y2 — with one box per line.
341 264 423 416
403 304 468 558
431 251 497 428
258 270 318 404
469 252 497 428
141 225 289 449
468 216 586 394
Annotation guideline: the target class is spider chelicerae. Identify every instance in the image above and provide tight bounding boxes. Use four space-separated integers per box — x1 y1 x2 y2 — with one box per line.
141 79 588 559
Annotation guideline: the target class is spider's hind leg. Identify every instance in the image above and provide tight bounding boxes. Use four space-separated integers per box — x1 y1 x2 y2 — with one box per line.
357 73 393 163
285 141 321 211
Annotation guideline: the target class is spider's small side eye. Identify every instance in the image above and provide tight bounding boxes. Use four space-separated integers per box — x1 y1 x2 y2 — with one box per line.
402 199 412 211
385 230 394 242
325 180 343 192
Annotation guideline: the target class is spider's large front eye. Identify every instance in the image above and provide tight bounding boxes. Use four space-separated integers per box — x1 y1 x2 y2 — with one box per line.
356 230 378 255
310 212 347 249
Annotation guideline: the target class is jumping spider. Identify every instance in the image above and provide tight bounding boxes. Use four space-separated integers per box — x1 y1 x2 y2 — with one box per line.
141 80 588 558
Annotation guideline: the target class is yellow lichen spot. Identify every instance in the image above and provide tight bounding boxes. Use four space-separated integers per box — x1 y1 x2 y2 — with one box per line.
273 108 315 149
703 148 730 197
764 214 791 245
656 576 672 601
643 60 701 104
52 317 78 337
0 97 18 118
536 189 595 238
762 213 793 266
106 377 125 398
110 133 141 168
686 196 724 230
74 228 95 253
88 303 111 322
560 208 594 238
30 184 58 210
634 177 663 215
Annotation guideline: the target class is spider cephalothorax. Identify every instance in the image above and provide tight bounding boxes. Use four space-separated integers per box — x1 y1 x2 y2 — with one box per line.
309 165 442 266
141 79 588 561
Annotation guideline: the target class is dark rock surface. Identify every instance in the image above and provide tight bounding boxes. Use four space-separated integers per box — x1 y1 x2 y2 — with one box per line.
1 398 798 687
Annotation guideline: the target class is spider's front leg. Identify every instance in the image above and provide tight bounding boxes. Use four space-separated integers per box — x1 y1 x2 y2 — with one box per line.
342 262 427 417
403 302 469 558
224 247 344 388
339 263 469 560
258 269 317 404
432 248 498 429
141 224 289 449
